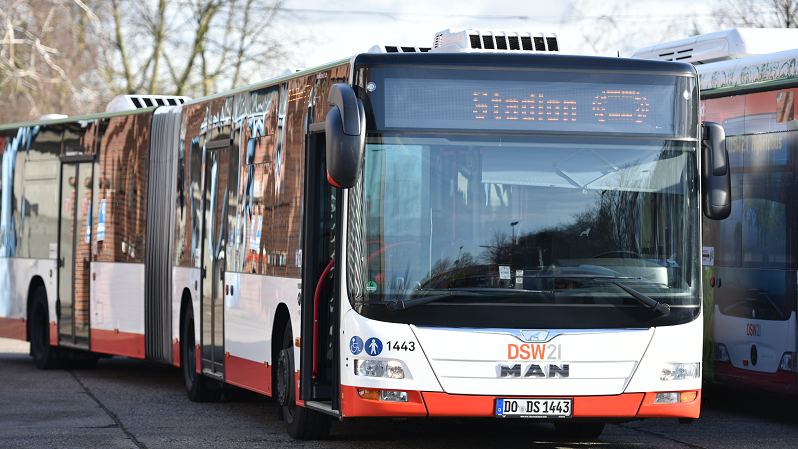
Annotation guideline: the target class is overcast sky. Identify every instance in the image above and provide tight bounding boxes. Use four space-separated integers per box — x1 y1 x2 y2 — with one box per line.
278 0 721 71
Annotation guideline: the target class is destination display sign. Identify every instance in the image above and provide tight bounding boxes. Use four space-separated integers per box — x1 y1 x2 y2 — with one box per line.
382 78 677 135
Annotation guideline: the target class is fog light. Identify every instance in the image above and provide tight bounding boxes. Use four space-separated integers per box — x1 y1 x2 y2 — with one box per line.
356 389 408 402
660 363 700 381
714 343 730 362
386 360 405 379
355 359 406 378
380 390 408 402
357 389 380 400
680 391 697 402
655 392 679 404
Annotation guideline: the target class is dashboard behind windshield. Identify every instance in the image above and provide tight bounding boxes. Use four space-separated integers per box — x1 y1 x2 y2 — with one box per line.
346 134 701 329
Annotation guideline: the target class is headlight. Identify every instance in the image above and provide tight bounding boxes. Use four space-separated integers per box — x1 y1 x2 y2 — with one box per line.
779 352 797 372
714 343 730 362
660 362 700 381
354 359 406 379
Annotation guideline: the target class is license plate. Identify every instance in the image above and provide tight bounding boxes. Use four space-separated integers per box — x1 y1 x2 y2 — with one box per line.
495 398 572 418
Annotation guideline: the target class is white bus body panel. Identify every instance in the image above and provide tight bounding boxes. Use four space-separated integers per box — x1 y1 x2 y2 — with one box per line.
224 272 299 364
625 313 703 393
414 327 651 396
173 266 200 344
0 257 57 323
714 307 796 374
340 304 703 395
340 308 444 392
90 262 145 334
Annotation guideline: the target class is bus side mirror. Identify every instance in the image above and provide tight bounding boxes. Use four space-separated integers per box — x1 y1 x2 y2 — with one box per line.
325 83 365 188
701 121 731 220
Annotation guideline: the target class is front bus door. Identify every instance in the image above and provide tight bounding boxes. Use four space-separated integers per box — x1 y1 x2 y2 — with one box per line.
200 140 230 379
300 126 341 414
57 158 94 348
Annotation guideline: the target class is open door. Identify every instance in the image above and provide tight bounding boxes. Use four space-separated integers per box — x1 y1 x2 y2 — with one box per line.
57 157 94 349
200 140 230 379
300 127 341 414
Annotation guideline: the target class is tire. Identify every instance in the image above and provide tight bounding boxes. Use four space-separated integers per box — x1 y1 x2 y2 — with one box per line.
554 422 605 438
277 325 331 440
30 287 60 369
181 307 221 402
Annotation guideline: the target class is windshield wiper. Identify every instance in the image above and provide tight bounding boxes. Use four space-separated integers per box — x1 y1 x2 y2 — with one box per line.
533 274 670 316
386 288 551 312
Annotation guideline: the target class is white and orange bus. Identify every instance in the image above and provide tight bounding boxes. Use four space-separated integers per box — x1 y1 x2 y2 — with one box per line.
634 28 798 396
1 29 730 439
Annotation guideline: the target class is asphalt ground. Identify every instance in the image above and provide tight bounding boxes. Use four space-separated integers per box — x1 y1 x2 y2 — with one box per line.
2 337 797 448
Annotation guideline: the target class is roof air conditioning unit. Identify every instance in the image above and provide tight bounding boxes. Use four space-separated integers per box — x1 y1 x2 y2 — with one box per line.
429 29 560 53
630 28 798 64
105 95 191 113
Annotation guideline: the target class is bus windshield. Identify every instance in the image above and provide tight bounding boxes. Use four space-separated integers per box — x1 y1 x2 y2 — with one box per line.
347 134 700 328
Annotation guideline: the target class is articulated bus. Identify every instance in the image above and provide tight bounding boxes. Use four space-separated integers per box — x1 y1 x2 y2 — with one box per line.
634 28 798 396
0 29 730 439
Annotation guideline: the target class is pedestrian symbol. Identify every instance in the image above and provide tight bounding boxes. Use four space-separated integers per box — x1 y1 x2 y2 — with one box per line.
349 336 364 355
366 337 382 356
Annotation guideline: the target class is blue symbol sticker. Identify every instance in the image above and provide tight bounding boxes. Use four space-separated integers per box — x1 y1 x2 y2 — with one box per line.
496 399 504 415
365 337 383 356
349 336 364 355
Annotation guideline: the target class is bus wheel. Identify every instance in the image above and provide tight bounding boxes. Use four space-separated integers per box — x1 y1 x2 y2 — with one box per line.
554 422 605 438
181 307 221 402
31 287 60 369
277 325 331 440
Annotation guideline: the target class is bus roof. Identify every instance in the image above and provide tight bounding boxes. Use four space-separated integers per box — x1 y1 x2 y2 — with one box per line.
353 52 696 75
694 47 798 97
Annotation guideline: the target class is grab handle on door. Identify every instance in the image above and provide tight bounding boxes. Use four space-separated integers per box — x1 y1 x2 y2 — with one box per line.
312 258 335 380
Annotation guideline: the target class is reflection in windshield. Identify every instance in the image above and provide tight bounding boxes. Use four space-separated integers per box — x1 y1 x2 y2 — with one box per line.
347 135 699 308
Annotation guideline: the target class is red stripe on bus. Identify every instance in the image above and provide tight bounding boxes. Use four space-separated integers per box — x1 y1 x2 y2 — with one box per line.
422 392 644 417
0 317 26 340
712 362 797 395
341 385 428 417
635 390 701 418
91 329 145 359
295 371 303 407
574 393 645 417
225 354 272 396
50 321 58 346
423 392 493 416
172 340 180 367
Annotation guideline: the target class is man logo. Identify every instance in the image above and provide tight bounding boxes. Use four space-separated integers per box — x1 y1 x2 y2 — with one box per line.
498 363 569 378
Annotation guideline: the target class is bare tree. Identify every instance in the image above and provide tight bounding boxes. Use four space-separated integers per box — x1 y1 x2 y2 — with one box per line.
561 0 697 57
0 0 108 122
713 0 798 28
107 0 296 97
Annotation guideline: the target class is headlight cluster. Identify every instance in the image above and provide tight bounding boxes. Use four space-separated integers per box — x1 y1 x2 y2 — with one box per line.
357 389 409 402
716 344 730 362
354 359 406 379
779 352 797 372
660 362 700 381
654 391 698 404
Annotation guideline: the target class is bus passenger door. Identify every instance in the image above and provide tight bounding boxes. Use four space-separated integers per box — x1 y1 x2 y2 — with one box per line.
57 158 94 349
200 141 230 379
300 127 341 414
